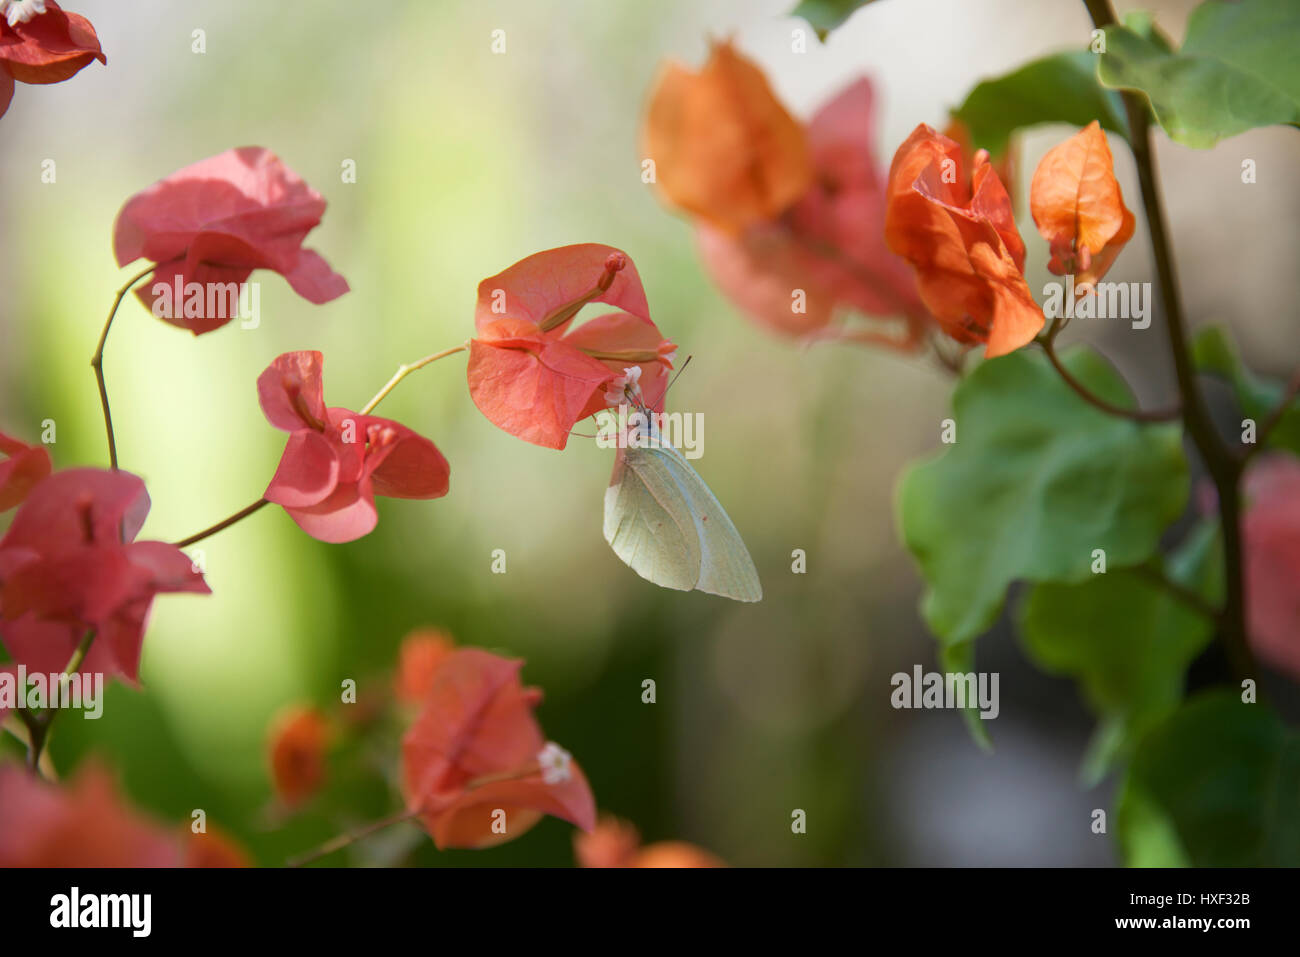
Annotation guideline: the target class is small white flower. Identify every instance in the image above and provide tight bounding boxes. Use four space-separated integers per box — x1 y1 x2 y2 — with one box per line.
603 365 644 408
5 0 48 28
537 741 572 784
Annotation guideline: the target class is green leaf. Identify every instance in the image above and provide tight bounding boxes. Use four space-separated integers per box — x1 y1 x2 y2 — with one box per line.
1120 784 1191 867
952 50 1129 155
897 347 1189 658
1119 9 1174 53
1097 0 1300 148
1192 325 1300 455
1018 519 1221 783
1117 692 1300 866
941 641 991 751
789 0 882 42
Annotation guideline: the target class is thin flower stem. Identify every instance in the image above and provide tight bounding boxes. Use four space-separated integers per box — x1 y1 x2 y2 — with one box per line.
1038 322 1181 423
929 335 971 378
63 629 96 676
22 629 96 773
286 807 420 867
1085 0 1255 683
284 761 546 866
3 718 58 779
91 262 166 471
17 707 45 772
360 342 470 415
174 498 270 549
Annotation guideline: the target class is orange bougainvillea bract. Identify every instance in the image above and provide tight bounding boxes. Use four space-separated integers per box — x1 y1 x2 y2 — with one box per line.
393 627 455 705
0 468 209 685
0 428 51 511
885 123 1043 358
1030 120 1136 290
574 815 725 868
467 244 675 450
113 147 349 335
185 826 252 868
267 704 331 809
0 761 247 867
258 350 450 543
0 1 104 120
942 118 1018 216
695 76 931 347
401 648 595 849
642 39 812 235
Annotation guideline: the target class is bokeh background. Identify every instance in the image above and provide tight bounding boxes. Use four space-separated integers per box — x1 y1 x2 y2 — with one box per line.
1 0 1296 866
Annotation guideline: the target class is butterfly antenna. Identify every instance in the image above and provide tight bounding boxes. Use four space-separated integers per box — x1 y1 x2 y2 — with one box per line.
653 354 692 408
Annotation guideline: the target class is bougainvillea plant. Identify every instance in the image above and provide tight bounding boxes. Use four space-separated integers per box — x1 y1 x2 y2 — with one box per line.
640 0 1297 866
1 0 1298 870
0 27 721 855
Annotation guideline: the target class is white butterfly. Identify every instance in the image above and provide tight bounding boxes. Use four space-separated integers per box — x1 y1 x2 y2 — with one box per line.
602 399 761 603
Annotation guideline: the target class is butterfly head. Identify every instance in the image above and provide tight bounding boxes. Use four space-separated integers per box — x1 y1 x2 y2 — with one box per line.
603 353 692 416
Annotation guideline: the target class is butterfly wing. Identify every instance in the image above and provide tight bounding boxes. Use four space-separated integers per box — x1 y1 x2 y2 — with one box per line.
603 445 702 593
650 441 762 603
604 420 762 602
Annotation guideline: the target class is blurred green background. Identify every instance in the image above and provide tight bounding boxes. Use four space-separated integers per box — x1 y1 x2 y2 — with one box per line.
1 0 1296 866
